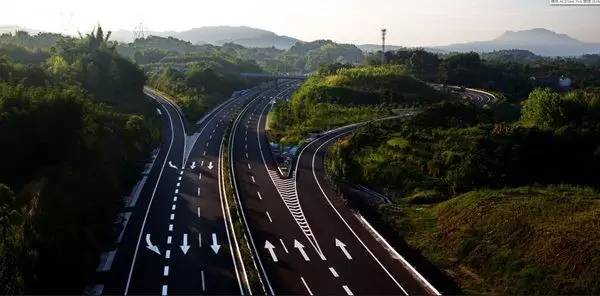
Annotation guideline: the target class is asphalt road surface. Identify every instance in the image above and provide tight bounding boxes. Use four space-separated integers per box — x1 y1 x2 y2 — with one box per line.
229 84 438 295
102 86 265 295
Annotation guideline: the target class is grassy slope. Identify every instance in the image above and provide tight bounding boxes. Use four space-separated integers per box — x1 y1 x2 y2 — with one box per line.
268 65 442 145
383 186 600 294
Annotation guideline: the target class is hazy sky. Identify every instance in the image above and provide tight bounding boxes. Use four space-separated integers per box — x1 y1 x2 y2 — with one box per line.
2 0 600 46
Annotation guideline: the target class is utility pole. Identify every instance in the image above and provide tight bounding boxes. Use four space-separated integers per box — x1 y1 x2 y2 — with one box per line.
381 28 387 65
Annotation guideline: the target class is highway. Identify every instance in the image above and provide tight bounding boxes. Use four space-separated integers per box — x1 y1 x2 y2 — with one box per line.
229 83 439 295
101 86 264 295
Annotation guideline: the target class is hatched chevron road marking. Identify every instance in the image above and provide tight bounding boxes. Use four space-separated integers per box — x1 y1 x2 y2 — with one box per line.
266 169 325 259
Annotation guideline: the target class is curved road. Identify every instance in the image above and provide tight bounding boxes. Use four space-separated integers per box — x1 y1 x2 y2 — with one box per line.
230 85 438 295
101 87 266 295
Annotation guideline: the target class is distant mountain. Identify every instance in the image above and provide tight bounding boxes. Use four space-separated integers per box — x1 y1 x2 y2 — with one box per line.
111 26 299 49
435 28 600 57
0 25 41 35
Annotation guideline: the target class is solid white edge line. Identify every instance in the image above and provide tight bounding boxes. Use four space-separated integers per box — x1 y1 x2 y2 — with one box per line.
310 120 441 295
304 131 410 295
230 88 290 295
216 119 246 295
358 214 442 295
124 91 176 295
300 277 314 296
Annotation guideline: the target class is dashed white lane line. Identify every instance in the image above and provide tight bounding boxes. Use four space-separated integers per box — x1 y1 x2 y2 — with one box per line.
165 250 171 259
201 160 204 166
197 207 201 217
300 277 314 296
176 182 180 187
329 267 339 277
342 285 354 295
171 204 176 210
197 187 201 197
170 213 175 220
178 176 182 181
198 173 202 180
201 270 206 291
257 191 263 200
168 224 173 231
163 266 169 276
251 175 256 183
280 239 289 253
167 236 172 244
173 196 178 202
245 153 249 159
203 151 207 156
266 211 273 223
179 170 183 175
175 189 179 194
206 142 209 147
247 163 252 170
244 144 247 149
161 285 168 296
198 233 202 247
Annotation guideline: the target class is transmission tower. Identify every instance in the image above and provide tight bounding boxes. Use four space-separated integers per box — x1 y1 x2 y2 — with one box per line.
133 22 146 40
381 28 387 65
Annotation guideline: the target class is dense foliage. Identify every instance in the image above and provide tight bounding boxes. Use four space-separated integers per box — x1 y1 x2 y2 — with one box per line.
327 87 600 293
147 52 262 122
268 65 446 144
367 49 600 101
0 28 156 293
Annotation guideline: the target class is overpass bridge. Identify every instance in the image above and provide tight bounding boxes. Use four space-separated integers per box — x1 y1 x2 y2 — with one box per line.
240 72 309 87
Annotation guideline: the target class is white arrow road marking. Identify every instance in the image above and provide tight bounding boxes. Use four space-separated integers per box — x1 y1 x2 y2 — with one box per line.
210 233 221 254
168 161 178 169
294 240 310 261
145 234 160 255
190 161 196 169
264 240 278 262
207 162 214 170
180 233 190 254
335 238 352 260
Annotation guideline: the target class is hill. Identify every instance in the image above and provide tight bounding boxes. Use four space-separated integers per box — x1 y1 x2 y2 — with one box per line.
436 28 600 57
112 26 299 49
